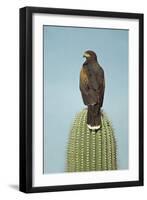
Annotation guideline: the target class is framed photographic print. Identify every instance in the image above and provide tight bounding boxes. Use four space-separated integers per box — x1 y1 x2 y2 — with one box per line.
19 6 144 193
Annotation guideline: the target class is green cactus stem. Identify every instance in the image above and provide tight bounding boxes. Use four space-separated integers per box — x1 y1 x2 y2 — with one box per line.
67 108 117 172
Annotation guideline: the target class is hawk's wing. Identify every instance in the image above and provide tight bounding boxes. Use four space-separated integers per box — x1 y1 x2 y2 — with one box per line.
80 67 90 105
96 67 105 107
80 65 105 106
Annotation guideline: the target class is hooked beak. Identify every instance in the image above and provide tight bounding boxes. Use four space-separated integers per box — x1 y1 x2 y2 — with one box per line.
83 52 90 58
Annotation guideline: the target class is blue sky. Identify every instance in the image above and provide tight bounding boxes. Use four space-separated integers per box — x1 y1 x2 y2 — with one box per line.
43 25 128 173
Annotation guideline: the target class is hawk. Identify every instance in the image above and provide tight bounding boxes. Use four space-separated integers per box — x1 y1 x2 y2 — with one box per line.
80 50 105 130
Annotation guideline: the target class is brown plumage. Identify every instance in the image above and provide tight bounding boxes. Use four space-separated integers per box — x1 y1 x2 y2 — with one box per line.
80 50 105 130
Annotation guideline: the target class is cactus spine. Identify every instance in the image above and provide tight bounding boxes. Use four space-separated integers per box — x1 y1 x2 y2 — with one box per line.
67 109 117 172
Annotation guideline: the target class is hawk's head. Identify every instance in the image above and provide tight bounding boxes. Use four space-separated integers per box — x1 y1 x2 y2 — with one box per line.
83 50 97 61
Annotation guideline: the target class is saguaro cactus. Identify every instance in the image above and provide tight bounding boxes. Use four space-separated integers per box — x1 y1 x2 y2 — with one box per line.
67 109 117 172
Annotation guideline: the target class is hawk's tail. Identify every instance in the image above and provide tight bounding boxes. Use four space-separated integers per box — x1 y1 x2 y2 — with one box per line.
87 104 101 130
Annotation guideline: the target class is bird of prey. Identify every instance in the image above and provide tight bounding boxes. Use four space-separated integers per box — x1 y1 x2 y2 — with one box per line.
80 50 105 130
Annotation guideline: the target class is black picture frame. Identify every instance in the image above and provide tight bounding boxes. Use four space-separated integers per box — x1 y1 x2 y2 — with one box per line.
19 6 144 193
